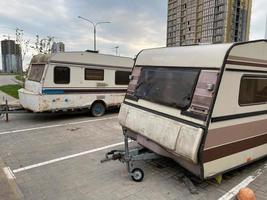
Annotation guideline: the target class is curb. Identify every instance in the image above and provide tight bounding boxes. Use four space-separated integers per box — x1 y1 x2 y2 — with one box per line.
0 157 24 200
11 78 23 85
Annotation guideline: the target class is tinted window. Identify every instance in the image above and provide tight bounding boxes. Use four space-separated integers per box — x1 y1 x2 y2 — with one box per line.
239 76 267 105
54 67 70 84
135 67 199 110
115 71 131 85
85 68 104 81
28 64 45 82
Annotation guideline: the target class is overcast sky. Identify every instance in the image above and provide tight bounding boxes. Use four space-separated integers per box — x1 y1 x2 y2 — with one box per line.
0 0 266 70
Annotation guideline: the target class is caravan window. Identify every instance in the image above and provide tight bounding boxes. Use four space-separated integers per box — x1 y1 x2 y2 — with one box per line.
239 76 267 106
28 64 45 82
135 67 199 110
54 66 70 84
115 71 131 85
85 68 104 81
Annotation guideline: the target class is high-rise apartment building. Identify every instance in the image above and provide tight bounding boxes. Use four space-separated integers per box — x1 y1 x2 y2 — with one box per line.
167 0 252 46
1 40 22 73
51 42 65 53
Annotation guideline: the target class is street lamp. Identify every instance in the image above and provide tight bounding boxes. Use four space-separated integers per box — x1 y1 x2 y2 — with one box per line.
78 16 110 51
112 46 119 56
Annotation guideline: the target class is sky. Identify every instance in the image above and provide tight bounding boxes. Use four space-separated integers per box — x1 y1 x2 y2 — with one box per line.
0 0 266 70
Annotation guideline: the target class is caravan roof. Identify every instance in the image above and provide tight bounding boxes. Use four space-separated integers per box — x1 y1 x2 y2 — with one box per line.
31 52 134 69
136 40 267 70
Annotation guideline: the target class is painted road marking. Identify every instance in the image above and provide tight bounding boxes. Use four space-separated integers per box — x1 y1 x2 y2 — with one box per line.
218 176 255 200
3 167 16 179
13 141 125 173
219 162 267 200
0 116 117 136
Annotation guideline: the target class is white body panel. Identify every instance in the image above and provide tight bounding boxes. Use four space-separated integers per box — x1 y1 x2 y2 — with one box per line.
203 41 267 178
19 88 125 112
204 144 267 178
119 103 203 164
19 52 133 112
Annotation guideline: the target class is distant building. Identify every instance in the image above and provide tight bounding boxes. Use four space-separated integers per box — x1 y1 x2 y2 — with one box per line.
1 40 22 73
51 42 65 53
167 0 252 46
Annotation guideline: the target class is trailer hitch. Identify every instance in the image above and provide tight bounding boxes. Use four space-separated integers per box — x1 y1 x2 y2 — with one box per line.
100 150 124 163
101 132 162 182
0 100 9 122
101 131 199 193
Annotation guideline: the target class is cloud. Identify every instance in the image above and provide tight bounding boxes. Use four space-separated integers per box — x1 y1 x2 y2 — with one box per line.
0 0 167 70
250 0 267 40
0 0 69 26
0 0 266 71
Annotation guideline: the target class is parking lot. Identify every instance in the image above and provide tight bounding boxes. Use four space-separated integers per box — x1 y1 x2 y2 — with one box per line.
0 111 266 200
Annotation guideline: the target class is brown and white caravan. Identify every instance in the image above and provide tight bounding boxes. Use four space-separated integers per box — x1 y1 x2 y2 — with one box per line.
116 40 267 180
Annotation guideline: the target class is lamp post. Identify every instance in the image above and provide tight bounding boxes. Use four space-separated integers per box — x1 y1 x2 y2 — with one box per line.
78 16 110 51
112 46 119 56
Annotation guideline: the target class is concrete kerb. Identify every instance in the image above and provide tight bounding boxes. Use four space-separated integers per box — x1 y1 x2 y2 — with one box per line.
0 90 18 105
11 78 23 85
0 157 24 200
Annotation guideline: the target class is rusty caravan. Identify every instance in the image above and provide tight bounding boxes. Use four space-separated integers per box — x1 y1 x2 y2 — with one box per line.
116 40 267 180
18 52 134 116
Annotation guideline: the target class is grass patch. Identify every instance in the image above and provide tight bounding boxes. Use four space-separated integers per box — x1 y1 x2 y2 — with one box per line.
0 84 22 99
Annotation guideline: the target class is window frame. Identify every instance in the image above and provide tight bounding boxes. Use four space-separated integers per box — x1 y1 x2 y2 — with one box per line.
54 66 70 84
28 64 45 82
84 68 104 81
115 70 131 85
134 66 200 110
238 75 267 107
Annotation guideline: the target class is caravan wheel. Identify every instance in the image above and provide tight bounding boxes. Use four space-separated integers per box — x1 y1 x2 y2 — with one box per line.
91 102 105 117
131 168 144 182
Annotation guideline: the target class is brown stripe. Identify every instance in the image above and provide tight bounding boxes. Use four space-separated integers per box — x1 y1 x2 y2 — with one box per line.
226 60 267 69
43 87 127 89
50 60 132 70
43 89 127 94
205 118 267 148
63 89 127 94
228 55 267 64
203 134 267 163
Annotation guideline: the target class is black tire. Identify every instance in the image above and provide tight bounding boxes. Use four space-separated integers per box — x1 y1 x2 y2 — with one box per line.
131 168 144 182
91 102 105 117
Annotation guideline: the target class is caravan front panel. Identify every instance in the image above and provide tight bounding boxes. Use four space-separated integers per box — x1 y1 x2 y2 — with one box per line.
118 41 267 179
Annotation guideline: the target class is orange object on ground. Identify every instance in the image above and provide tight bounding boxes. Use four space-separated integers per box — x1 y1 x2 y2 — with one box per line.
237 188 256 200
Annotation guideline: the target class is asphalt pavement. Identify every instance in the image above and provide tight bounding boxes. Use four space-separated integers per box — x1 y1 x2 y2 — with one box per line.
0 75 17 86
0 111 266 200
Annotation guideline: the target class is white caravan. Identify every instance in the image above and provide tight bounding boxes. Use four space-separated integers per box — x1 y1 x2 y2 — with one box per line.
19 52 134 116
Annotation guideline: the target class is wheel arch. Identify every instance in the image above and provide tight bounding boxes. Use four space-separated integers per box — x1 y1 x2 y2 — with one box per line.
90 99 107 109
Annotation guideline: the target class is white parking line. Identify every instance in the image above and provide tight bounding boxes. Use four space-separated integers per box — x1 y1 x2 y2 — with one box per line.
13 141 124 173
218 162 267 200
218 176 255 200
3 167 16 179
0 116 117 136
